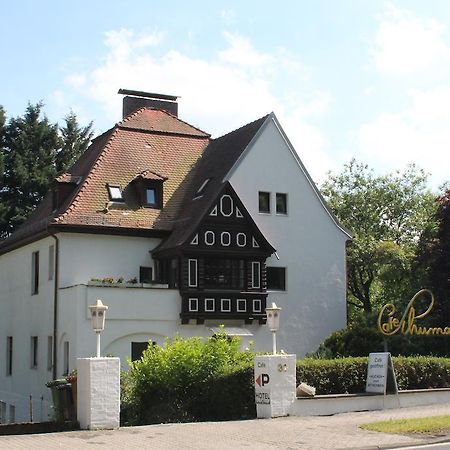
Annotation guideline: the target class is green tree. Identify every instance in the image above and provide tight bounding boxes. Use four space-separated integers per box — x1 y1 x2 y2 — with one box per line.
415 190 450 323
0 103 94 238
321 160 436 316
56 111 93 173
1 103 59 237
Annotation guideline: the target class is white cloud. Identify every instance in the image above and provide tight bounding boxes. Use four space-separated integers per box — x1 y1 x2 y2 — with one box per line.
219 32 275 69
373 4 450 76
56 28 331 182
356 85 450 187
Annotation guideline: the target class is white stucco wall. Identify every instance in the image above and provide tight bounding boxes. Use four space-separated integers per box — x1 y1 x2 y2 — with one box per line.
58 233 161 287
0 236 57 422
228 116 349 357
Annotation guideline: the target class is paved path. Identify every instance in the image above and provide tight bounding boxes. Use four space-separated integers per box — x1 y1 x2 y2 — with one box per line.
1 403 450 449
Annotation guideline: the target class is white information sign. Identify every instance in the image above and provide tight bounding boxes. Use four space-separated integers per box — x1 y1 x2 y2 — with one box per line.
366 352 398 395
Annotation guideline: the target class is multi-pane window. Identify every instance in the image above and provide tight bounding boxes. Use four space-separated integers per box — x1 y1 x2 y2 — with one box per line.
267 267 286 291
276 193 288 215
251 262 261 288
31 251 39 295
258 191 270 213
31 336 38 369
6 337 12 376
204 259 245 289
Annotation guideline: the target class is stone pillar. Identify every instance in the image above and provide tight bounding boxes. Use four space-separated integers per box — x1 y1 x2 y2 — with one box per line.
77 357 120 429
254 354 296 418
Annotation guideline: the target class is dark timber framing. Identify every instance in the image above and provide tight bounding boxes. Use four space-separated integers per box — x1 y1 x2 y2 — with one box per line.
153 183 275 325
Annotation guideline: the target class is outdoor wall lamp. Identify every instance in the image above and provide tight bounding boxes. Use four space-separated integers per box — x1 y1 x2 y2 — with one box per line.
88 299 108 358
266 302 281 355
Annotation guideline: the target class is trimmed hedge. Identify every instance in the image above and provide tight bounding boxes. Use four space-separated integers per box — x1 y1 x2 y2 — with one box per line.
121 337 450 425
296 356 450 394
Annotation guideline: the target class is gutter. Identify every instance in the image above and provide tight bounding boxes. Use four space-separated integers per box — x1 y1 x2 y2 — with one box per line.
49 233 59 380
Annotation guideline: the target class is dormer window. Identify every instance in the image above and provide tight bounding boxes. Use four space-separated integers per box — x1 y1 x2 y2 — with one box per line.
146 188 157 207
132 169 167 209
107 184 123 202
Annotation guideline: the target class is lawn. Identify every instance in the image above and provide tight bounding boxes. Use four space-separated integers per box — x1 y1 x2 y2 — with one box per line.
360 415 450 435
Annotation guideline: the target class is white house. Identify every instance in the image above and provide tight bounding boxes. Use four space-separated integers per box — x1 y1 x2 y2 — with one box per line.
0 90 351 422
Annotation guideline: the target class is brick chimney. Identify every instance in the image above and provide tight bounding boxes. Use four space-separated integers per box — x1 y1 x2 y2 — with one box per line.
118 89 179 118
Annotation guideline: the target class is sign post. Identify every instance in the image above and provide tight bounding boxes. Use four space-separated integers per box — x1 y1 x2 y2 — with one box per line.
366 352 398 395
254 354 296 418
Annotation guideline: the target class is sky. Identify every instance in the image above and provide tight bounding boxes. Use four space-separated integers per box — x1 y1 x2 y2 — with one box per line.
1 0 450 190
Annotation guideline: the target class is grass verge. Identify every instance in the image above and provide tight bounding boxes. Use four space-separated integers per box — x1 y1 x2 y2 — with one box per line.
360 415 450 435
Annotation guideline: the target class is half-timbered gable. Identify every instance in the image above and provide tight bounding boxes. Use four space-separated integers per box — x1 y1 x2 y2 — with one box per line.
153 182 275 324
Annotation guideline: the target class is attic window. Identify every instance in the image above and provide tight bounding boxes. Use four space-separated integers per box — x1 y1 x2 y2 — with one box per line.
107 184 123 202
194 178 211 198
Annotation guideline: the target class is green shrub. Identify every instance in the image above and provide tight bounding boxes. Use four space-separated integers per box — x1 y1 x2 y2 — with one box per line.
121 336 450 425
121 333 254 425
297 356 450 394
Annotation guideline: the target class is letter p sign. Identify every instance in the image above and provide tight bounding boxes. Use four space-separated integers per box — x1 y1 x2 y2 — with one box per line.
255 373 270 387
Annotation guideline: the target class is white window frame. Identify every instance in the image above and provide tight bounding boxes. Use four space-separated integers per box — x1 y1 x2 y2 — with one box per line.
190 234 198 245
237 233 247 247
220 232 231 246
188 259 198 287
237 298 247 312
107 184 123 201
205 231 215 246
251 262 261 288
253 299 262 312
188 298 198 312
204 298 215 312
220 195 234 217
221 298 231 312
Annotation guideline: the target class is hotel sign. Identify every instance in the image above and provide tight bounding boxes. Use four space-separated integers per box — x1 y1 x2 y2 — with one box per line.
378 289 450 337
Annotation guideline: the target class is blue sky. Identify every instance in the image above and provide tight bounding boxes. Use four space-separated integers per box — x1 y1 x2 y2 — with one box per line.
2 1 450 189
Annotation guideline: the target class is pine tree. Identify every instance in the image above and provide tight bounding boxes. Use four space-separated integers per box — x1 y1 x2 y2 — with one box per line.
56 111 93 173
1 103 59 237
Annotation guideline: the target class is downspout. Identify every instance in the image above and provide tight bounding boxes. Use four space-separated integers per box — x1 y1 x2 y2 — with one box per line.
50 233 59 380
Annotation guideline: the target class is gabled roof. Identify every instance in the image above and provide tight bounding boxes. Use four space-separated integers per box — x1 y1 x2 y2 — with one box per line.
152 115 270 253
0 108 212 253
153 181 276 257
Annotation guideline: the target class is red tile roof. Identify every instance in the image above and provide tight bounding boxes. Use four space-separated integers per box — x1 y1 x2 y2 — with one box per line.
0 108 269 253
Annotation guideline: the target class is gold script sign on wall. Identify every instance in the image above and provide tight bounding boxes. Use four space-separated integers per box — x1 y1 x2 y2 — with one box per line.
378 289 450 336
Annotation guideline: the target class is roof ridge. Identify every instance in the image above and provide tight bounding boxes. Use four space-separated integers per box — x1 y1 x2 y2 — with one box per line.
54 126 121 223
118 107 210 137
156 108 210 137
213 114 269 142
